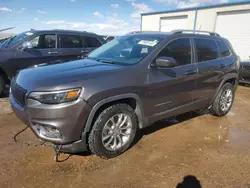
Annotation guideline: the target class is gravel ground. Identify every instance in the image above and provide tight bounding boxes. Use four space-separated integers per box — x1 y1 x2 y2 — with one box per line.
1 86 250 188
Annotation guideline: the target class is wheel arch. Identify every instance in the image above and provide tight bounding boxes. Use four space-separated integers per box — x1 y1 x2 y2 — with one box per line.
209 73 238 106
0 67 10 85
84 94 145 133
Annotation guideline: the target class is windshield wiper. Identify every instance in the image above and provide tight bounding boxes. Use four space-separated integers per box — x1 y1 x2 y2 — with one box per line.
88 57 125 66
96 59 116 64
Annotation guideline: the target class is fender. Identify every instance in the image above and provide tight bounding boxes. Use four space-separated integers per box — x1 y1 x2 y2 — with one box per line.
84 93 145 132
209 72 238 106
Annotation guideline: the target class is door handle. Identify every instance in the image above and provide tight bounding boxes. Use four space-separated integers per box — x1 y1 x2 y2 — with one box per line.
81 50 89 53
48 51 59 54
185 70 197 75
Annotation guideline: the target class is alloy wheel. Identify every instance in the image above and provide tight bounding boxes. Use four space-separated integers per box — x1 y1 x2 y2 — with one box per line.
101 113 132 151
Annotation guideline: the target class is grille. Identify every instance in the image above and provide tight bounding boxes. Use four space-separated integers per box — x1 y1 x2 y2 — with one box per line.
11 78 27 106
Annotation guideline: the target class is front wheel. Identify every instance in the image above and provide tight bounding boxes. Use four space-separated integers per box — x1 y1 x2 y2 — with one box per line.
210 83 235 117
88 104 138 159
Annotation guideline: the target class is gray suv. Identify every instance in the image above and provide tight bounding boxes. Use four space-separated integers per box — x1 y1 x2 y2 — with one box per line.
10 30 240 158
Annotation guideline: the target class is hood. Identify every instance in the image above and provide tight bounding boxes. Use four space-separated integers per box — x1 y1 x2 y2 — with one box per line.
15 59 123 91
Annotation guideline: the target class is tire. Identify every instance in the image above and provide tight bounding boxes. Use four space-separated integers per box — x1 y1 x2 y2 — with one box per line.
210 83 235 117
88 103 138 159
0 75 5 96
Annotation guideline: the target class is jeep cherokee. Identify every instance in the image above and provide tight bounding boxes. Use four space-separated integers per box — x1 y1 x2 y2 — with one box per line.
10 30 240 158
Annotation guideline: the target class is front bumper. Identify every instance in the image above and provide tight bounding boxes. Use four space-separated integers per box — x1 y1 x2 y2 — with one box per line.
10 93 90 151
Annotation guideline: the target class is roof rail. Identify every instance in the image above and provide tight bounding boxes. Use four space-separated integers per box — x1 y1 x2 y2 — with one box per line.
126 31 162 35
126 31 144 34
171 29 220 37
82 30 96 34
52 29 96 34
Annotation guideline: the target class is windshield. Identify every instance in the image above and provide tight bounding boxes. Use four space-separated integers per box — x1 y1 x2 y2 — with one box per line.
1 31 34 48
0 37 10 47
88 35 162 65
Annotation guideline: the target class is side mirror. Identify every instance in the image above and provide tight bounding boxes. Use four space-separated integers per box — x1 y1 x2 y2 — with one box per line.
153 56 178 68
20 41 33 51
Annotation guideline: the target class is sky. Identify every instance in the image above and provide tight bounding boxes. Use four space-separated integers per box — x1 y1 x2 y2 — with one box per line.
0 0 247 35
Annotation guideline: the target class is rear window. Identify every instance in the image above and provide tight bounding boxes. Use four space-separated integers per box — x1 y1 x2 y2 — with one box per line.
60 34 83 48
85 36 102 48
195 38 219 62
217 40 231 57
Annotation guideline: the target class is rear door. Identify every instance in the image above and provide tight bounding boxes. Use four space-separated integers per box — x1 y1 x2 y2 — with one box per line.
58 34 86 62
146 38 197 118
192 38 223 105
6 33 58 77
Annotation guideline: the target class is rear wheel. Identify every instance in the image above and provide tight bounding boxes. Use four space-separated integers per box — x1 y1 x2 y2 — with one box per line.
0 75 5 96
210 83 234 117
88 104 138 159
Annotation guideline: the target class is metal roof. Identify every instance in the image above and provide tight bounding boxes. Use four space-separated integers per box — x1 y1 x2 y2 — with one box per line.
141 0 250 16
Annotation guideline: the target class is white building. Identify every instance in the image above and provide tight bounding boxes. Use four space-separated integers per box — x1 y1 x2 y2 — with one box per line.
141 1 250 61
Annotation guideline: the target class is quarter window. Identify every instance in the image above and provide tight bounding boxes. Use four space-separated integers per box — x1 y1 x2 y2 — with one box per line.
29 34 56 49
60 34 83 48
195 38 219 62
85 36 102 48
217 41 231 57
157 38 191 66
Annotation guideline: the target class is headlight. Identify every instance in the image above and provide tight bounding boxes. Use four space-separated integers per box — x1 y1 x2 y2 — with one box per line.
28 88 82 104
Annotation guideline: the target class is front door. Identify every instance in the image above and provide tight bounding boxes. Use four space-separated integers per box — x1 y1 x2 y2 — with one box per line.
146 38 197 120
5 34 58 77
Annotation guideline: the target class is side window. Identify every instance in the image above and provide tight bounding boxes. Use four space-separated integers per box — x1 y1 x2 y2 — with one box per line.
217 41 231 57
157 38 191 66
85 36 102 48
29 34 56 49
195 38 219 62
60 34 83 48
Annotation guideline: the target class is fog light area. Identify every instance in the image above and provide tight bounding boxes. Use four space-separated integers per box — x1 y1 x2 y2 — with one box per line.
32 124 61 139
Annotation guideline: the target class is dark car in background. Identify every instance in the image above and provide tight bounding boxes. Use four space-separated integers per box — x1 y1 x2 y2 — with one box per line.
239 60 250 84
0 29 105 95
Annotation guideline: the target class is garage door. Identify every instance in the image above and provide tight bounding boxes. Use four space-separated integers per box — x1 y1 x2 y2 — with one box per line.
160 16 188 32
215 10 250 61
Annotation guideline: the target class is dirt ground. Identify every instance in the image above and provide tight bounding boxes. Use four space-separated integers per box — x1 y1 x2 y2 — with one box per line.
1 86 250 188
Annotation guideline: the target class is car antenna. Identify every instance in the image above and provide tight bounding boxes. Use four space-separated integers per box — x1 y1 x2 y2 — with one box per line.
198 25 202 34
